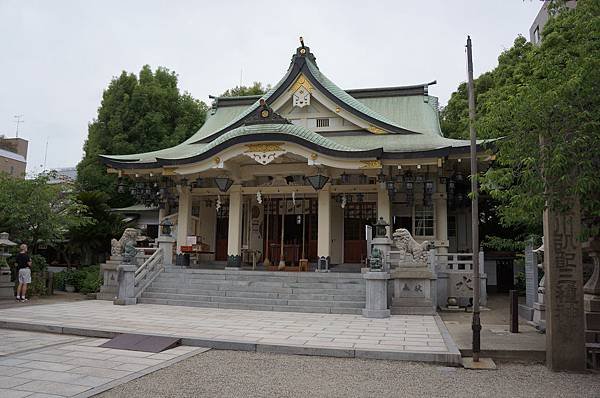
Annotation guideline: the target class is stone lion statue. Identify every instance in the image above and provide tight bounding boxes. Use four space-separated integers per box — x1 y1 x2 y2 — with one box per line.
392 228 431 264
111 228 141 257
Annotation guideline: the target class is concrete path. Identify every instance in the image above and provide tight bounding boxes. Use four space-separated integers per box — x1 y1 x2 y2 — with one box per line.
0 301 461 365
0 329 207 398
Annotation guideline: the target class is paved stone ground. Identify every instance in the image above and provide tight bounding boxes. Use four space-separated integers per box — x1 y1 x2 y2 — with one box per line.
0 292 88 310
440 294 546 361
0 329 207 398
0 301 460 364
96 349 600 398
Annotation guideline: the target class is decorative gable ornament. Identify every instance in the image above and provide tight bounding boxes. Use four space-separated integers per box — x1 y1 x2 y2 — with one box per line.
293 86 310 108
244 143 287 165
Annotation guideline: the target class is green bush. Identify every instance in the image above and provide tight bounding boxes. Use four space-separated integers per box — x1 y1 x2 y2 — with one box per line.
28 272 47 296
515 271 526 294
79 266 102 294
30 255 48 273
61 266 103 294
53 271 66 291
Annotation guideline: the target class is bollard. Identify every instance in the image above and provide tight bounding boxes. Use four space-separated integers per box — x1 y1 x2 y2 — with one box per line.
509 289 519 333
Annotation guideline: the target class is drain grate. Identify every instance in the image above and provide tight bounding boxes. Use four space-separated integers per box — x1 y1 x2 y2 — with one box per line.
100 333 181 353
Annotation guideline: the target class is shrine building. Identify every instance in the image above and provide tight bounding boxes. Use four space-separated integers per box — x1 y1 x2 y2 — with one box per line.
101 41 490 270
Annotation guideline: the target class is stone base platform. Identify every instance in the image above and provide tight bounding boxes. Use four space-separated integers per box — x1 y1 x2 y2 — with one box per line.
0 301 461 366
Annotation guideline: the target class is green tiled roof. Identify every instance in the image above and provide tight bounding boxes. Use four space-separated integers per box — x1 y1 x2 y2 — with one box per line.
305 59 417 133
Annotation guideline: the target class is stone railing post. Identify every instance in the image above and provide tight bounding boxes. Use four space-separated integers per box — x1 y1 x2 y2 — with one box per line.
114 264 137 305
157 236 175 266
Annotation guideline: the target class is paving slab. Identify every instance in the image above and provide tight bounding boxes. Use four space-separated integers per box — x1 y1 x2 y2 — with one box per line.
0 329 209 398
0 300 461 365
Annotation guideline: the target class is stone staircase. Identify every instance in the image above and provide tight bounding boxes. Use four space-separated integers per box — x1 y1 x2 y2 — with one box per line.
137 267 366 314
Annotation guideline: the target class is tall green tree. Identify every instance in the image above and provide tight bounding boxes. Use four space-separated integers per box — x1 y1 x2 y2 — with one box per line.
480 0 600 237
442 0 599 240
77 65 208 205
0 174 90 253
220 81 269 97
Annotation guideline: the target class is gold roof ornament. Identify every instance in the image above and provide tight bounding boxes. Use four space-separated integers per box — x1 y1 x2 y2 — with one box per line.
360 160 382 169
367 125 387 135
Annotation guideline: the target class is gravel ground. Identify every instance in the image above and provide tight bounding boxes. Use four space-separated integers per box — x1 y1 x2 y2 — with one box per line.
96 350 600 398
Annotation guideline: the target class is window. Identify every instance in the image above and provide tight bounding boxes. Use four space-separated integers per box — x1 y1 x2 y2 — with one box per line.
316 118 329 128
414 205 434 236
533 26 540 44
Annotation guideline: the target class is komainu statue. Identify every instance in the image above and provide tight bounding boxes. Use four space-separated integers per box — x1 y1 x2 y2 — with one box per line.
110 228 141 257
392 228 431 264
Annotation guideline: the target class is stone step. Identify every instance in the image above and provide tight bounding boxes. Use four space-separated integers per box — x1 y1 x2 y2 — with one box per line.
150 279 365 293
156 276 365 290
137 297 362 315
141 291 364 309
163 267 363 279
145 286 364 302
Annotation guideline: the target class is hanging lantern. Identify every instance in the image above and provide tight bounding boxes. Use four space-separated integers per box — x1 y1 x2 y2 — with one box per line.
256 190 262 204
340 172 349 184
386 180 395 192
454 171 464 183
341 194 347 209
117 178 126 194
405 181 414 191
305 174 329 191
377 170 386 184
425 181 434 195
403 171 414 182
415 175 424 183
214 176 234 192
358 174 367 185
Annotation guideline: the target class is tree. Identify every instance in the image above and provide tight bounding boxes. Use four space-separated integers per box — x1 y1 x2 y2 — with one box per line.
61 191 126 266
440 1 599 242
77 65 208 206
0 173 91 253
479 0 600 238
220 81 269 97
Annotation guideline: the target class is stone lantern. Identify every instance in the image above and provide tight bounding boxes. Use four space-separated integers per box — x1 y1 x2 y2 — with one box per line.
0 232 17 299
374 217 389 239
160 218 173 236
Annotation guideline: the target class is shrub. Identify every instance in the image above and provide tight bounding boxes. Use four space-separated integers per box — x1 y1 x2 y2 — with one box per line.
79 266 103 294
30 255 48 273
53 271 66 291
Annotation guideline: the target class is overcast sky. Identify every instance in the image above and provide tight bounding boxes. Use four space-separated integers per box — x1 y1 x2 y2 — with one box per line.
0 0 542 175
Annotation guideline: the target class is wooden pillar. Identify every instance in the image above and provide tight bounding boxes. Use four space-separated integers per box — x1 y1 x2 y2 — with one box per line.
176 187 192 253
317 183 331 259
227 185 243 268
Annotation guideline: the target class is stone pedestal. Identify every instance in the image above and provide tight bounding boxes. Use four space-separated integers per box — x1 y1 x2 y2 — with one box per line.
390 265 437 315
583 238 600 344
157 236 175 267
363 271 390 318
97 256 122 301
0 267 14 299
114 264 137 305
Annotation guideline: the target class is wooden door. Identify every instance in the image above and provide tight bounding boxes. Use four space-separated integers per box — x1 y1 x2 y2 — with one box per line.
343 202 376 264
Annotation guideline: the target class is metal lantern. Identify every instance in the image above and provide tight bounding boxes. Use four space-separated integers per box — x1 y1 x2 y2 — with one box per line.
405 181 414 191
306 174 329 191
160 219 173 236
425 181 434 195
377 170 386 184
214 177 234 192
373 217 389 239
117 178 126 194
386 180 395 192
340 172 349 184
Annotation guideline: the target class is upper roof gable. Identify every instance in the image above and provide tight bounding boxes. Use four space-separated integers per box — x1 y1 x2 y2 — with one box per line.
187 43 426 144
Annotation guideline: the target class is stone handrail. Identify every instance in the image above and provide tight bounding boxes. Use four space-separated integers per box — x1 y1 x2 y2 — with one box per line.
434 251 484 273
134 247 164 297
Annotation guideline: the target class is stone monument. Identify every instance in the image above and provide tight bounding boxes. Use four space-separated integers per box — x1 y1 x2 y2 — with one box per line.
388 228 436 315
583 237 600 345
518 243 538 322
543 204 586 371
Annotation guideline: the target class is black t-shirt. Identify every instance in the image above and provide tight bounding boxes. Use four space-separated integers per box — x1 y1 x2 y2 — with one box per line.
15 253 30 270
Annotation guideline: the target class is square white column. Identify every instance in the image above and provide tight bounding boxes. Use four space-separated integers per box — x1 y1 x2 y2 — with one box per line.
227 185 243 266
377 186 391 237
176 187 192 253
317 183 331 258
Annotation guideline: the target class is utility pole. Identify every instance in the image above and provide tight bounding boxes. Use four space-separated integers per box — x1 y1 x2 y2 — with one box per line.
466 35 481 363
14 115 24 138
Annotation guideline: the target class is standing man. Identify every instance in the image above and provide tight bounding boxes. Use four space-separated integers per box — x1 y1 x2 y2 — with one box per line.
15 244 31 302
